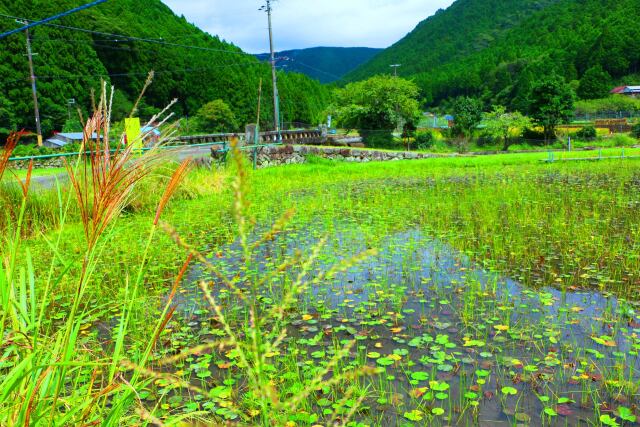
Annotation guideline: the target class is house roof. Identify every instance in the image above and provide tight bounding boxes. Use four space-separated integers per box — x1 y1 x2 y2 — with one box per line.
141 126 161 136
57 132 85 140
611 85 640 94
45 138 70 147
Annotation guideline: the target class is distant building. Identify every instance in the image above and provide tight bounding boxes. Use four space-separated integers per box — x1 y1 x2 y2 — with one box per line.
44 132 97 149
610 86 640 97
141 125 161 145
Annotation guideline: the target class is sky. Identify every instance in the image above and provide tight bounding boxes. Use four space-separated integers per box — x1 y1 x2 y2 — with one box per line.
162 0 454 54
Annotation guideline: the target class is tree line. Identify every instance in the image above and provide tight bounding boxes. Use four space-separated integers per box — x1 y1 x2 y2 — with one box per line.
0 0 330 143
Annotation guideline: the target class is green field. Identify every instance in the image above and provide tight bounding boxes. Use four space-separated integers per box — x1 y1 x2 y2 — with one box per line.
1 148 640 426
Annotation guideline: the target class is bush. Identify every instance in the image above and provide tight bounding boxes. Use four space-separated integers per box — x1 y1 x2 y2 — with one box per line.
522 128 546 144
414 131 434 150
12 144 39 157
632 123 640 139
575 126 597 140
610 134 637 147
360 130 395 148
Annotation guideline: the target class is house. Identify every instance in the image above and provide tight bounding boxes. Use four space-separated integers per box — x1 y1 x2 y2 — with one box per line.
610 86 640 97
141 125 161 145
44 132 97 149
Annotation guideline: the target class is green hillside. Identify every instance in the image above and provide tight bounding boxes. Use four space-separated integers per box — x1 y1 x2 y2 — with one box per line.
0 0 330 137
348 0 640 109
255 47 382 83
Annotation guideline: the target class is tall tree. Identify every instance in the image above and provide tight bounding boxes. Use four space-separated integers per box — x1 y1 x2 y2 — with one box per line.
528 76 575 142
484 106 532 151
452 97 483 139
577 65 612 100
330 75 421 147
195 100 238 133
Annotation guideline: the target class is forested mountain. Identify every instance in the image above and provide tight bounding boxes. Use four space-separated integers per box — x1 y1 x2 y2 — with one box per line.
348 0 640 109
255 47 382 84
0 0 330 137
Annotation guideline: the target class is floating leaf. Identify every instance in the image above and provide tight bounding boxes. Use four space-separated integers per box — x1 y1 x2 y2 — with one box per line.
376 357 394 366
403 410 424 421
600 414 620 427
410 371 429 381
618 406 636 422
501 387 518 396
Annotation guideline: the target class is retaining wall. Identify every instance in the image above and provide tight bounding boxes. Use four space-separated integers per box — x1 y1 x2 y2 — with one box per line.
204 145 446 169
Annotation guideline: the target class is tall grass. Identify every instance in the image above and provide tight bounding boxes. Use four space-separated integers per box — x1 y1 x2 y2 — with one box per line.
0 84 190 425
0 93 375 425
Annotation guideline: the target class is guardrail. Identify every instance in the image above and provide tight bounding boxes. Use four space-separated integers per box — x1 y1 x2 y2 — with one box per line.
6 128 324 164
7 142 223 162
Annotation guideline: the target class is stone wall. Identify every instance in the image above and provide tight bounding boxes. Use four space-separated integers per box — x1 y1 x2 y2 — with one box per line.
252 145 443 168
10 157 67 170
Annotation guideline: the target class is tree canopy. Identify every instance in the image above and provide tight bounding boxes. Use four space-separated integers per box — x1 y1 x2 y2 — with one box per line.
452 97 483 139
0 0 329 140
347 0 639 109
484 106 533 150
577 66 612 100
330 75 421 147
196 100 238 133
528 76 575 141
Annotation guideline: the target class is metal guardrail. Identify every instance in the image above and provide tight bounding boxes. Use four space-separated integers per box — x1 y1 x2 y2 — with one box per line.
7 142 225 162
542 148 640 163
7 140 287 163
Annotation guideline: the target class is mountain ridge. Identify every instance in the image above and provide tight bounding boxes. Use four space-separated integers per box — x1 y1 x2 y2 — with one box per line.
255 47 382 83
347 0 640 109
0 0 329 137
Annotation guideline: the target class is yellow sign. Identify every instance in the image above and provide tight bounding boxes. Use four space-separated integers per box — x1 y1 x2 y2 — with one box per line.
125 117 142 154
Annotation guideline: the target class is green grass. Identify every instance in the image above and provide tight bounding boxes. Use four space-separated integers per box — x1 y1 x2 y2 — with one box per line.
2 166 67 180
3 149 640 425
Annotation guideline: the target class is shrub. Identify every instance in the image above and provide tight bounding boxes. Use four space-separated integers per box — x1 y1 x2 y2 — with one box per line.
414 131 434 150
632 123 640 139
575 126 597 140
11 144 39 157
522 128 546 144
610 134 637 147
361 130 395 148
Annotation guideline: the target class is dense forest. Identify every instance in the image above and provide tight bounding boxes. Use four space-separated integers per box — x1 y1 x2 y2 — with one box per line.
348 0 640 109
255 47 382 84
0 0 330 138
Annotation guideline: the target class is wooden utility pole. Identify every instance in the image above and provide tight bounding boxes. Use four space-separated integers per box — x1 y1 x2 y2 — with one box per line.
24 26 43 146
262 0 281 142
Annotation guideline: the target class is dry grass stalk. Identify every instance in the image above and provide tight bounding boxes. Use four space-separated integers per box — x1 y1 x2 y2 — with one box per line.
154 158 193 225
0 131 26 183
66 84 167 249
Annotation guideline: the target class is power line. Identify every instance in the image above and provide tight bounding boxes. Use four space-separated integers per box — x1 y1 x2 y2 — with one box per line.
0 0 109 40
284 58 345 82
0 13 248 57
0 60 279 87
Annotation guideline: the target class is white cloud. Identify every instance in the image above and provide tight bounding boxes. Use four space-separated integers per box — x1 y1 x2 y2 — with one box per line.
162 0 454 53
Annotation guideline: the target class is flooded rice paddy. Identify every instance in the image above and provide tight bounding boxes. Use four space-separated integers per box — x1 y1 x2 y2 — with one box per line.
158 217 640 426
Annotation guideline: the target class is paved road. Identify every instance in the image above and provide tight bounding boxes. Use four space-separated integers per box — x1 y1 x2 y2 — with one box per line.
18 144 214 190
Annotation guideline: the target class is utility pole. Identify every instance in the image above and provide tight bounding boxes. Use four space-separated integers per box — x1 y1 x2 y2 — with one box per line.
261 0 281 142
67 98 76 120
390 64 401 77
23 25 43 146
